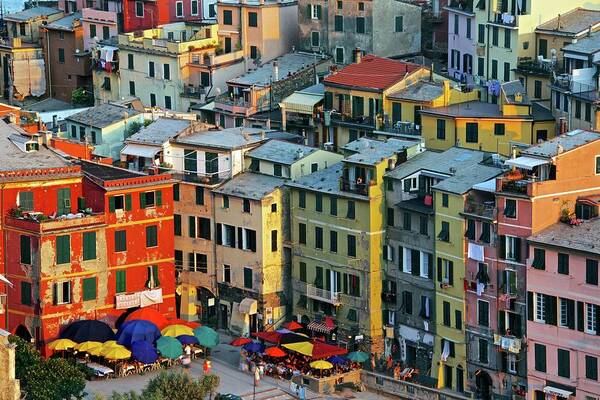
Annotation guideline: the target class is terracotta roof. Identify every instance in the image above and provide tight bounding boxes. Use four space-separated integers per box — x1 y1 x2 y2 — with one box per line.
324 55 421 91
536 8 600 35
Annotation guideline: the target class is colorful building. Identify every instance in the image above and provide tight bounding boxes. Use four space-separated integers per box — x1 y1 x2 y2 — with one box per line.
430 149 502 393
420 80 556 156
287 138 420 352
122 0 205 33
91 39 120 105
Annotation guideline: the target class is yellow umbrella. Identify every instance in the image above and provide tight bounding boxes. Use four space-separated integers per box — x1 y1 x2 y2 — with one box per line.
48 338 76 351
282 341 313 356
101 344 131 360
437 363 445 389
161 324 194 337
310 360 333 370
89 340 118 356
75 341 103 353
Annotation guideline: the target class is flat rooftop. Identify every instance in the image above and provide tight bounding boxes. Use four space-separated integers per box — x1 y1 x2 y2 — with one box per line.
420 101 529 119
529 217 600 256
343 138 418 166
174 127 269 150
5 6 62 22
213 172 286 200
128 118 193 145
79 161 145 181
521 129 600 158
66 103 140 129
247 140 318 165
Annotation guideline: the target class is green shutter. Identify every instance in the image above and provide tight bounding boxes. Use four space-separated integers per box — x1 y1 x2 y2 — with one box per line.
83 231 97 261
82 277 97 301
174 214 181 236
125 194 132 211
109 196 116 212
146 226 157 247
139 192 146 208
21 281 31 305
56 235 70 264
20 235 31 264
77 197 86 211
152 265 160 287
155 190 162 206
115 270 126 293
115 230 126 252
189 216 196 238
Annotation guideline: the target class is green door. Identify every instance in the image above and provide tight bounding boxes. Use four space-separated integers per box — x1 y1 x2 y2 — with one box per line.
57 188 71 215
392 102 402 124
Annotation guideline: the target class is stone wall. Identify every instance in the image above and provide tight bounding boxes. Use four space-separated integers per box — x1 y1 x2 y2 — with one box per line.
0 335 20 400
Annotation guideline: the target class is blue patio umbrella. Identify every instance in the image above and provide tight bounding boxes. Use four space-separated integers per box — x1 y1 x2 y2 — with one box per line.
275 328 292 334
131 340 159 364
60 320 116 343
243 342 265 353
176 335 199 345
117 320 161 347
327 355 348 365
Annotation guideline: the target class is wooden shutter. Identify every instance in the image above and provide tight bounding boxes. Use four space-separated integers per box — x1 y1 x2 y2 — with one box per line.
139 192 146 208
116 270 126 293
152 265 160 287
52 283 58 305
498 310 506 333
237 227 243 249
216 223 222 245
155 190 162 206
514 237 521 262
527 291 534 321
448 261 454 286
398 246 403 269
499 235 506 259
577 301 585 332
20 235 31 264
567 299 575 329
109 196 116 212
188 216 196 238
437 258 442 282
125 194 132 211
83 277 97 301
546 295 557 326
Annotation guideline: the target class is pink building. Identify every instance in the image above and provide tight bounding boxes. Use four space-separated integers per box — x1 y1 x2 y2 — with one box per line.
81 8 119 51
527 212 600 400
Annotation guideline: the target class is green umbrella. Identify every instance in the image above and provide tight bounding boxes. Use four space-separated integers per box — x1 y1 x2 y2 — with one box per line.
347 351 369 363
193 326 219 348
156 336 183 359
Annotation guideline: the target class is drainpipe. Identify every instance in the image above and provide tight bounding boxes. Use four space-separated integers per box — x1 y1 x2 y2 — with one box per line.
45 28 52 98
1 183 7 331
485 1 491 101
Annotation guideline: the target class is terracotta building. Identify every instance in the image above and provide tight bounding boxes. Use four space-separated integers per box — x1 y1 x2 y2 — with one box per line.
41 12 92 103
0 121 175 350
122 0 204 33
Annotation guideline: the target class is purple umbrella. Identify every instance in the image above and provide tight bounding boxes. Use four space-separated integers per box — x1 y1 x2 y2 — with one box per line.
117 320 161 347
131 340 159 364
327 355 348 364
176 334 199 345
243 342 265 353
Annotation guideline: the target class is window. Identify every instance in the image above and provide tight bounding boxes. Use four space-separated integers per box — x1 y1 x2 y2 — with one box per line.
395 16 403 32
243 199 251 213
191 0 198 15
438 221 450 242
271 203 277 213
387 207 395 227
82 277 97 301
90 24 97 38
504 27 511 48
148 61 155 77
477 57 484 76
299 262 306 282
248 12 257 27
442 193 448 207
197 217 210 240
494 123 505 136
479 222 490 243
150 93 156 107
20 281 31 305
558 349 570 378
315 227 323 250
223 9 232 25
330 231 338 253
585 103 592 122
56 235 70 264
346 201 355 219
491 59 498 79
127 54 134 70
188 253 207 273
532 248 545 270
478 300 489 327
83 231 96 261
504 62 510 82
193 186 204 205
201 72 210 87
466 122 478 143
535 293 546 323
58 48 65 63
114 230 127 252
479 339 488 363
146 225 158 247
503 235 520 261
347 234 356 257
586 303 597 334
311 31 320 47
174 214 181 236
271 230 278 252
419 216 428 235
223 264 231 283
403 212 411 230
329 196 337 216
53 281 71 305
250 46 258 59
455 310 462 330
492 26 498 46
243 267 253 289
478 24 484 43
443 301 451 326
274 163 282 177
453 14 458 34
358 2 364 11
164 95 172 110
402 291 412 315
466 18 471 38
176 1 183 16
436 119 446 139
20 235 31 265
356 17 365 33
310 4 322 20
315 193 323 212
558 253 569 275
135 1 143 17
586 355 598 381
298 191 306 208
559 297 574 328
298 223 306 244
129 81 136 96
534 343 546 372
587 259 598 285
140 190 161 208
465 219 475 240
335 47 344 64
534 80 542 99
597 156 600 175
116 270 126 293
334 15 343 32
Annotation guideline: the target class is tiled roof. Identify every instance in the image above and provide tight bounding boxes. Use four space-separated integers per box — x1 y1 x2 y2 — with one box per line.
323 55 421 91
562 31 600 55
46 11 81 31
4 6 62 22
521 129 600 158
420 101 529 119
247 140 318 165
387 81 444 102
536 8 600 35
66 103 140 129
213 172 286 200
528 217 600 256
127 118 193 145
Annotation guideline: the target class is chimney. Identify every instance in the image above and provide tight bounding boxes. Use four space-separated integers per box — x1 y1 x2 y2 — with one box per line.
556 14 561 30
273 60 279 81
589 25 593 37
354 48 362 64
429 62 434 81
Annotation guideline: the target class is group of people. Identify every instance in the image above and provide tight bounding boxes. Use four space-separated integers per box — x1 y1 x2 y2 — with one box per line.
372 353 419 382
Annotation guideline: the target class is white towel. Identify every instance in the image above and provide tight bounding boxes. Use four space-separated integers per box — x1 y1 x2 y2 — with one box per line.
477 282 485 296
468 242 485 262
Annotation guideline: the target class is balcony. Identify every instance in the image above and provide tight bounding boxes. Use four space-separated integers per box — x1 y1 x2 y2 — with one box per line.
489 12 517 27
463 199 495 219
306 284 341 306
339 177 373 196
381 291 397 305
115 288 163 310
181 85 206 99
162 170 228 186
378 121 420 137
516 58 558 77
493 334 522 354
214 92 254 115
329 112 376 130
6 212 106 233
445 0 474 14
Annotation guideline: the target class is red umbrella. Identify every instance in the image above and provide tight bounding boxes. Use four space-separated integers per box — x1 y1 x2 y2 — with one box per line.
125 308 169 330
285 321 303 331
167 318 201 329
230 337 253 346
265 347 286 357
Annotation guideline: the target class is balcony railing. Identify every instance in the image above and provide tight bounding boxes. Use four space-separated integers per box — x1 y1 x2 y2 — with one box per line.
490 12 517 27
306 284 341 306
379 121 420 136
329 112 376 129
516 58 557 76
463 200 495 219
493 334 522 354
340 177 373 196
166 170 228 185
446 0 474 13
499 177 532 195
181 85 206 99
6 213 106 233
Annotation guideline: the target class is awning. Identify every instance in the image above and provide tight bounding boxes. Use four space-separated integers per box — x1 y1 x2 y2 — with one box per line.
121 143 160 159
281 92 323 114
197 101 215 111
505 156 548 170
543 386 573 398
0 273 13 287
307 316 336 334
473 178 497 193
239 298 258 315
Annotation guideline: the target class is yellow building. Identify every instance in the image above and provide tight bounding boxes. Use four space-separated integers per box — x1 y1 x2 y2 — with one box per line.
421 81 556 156
430 149 503 392
323 55 477 150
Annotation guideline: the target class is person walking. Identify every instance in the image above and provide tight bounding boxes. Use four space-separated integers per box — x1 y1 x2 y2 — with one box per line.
182 345 192 372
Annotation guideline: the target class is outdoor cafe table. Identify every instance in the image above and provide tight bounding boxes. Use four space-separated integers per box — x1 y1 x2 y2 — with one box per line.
86 362 114 378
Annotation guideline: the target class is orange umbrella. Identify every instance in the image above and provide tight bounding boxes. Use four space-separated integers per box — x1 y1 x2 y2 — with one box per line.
285 321 303 331
167 318 201 329
125 308 169 330
265 347 286 357
230 337 253 346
